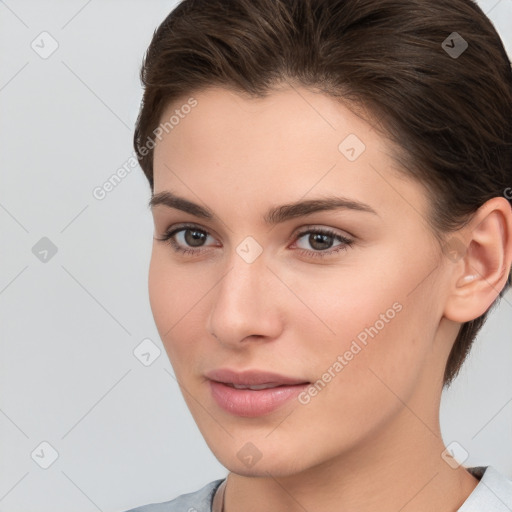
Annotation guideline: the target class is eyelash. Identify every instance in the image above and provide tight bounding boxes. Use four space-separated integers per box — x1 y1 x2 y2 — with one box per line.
155 223 354 259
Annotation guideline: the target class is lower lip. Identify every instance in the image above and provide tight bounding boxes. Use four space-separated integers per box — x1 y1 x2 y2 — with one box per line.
209 380 309 417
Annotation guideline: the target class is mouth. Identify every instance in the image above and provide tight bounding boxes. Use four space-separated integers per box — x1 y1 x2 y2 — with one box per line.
205 368 310 417
206 368 310 386
223 382 295 390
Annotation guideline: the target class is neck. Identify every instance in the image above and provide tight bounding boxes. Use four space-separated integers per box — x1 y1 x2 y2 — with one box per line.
223 405 479 512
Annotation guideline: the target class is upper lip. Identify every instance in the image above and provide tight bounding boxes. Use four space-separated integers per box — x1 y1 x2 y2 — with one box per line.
205 368 309 386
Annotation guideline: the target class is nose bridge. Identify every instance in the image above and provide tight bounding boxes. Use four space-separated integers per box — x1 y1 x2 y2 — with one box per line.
208 243 280 344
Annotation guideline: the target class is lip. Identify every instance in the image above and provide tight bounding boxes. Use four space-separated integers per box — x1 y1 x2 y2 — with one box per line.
206 368 310 417
206 368 309 386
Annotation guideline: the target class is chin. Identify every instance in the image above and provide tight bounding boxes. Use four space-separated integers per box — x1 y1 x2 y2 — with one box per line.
224 457 306 478
207 436 315 478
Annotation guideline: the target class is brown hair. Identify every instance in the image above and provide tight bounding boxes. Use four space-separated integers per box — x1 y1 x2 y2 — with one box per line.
134 0 512 387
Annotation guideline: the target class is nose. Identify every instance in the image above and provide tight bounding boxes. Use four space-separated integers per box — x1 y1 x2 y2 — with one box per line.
207 245 283 349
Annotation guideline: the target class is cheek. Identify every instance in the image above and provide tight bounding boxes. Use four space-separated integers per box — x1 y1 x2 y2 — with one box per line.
292 259 435 407
148 250 198 363
148 251 173 336
289 295 430 453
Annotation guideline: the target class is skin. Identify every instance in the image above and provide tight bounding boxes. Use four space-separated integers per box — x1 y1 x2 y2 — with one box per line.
148 84 512 512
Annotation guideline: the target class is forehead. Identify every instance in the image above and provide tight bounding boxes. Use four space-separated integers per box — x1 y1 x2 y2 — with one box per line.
151 85 428 227
155 85 382 156
155 86 378 174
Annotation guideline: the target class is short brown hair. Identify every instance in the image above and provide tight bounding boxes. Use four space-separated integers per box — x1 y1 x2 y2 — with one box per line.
134 0 512 387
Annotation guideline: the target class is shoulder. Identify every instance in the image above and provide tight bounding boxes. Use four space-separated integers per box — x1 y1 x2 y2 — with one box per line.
459 465 512 511
123 479 225 512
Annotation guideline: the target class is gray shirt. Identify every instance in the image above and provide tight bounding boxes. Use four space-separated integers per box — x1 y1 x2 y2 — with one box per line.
124 465 512 511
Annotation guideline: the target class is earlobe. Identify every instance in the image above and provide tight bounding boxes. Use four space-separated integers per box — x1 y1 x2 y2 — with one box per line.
443 197 512 323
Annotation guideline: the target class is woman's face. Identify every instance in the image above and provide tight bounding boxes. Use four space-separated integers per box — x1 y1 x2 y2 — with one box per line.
149 85 456 476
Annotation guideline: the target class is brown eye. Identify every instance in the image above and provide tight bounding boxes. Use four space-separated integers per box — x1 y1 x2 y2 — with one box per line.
183 228 208 247
294 228 353 259
304 232 335 251
155 224 216 255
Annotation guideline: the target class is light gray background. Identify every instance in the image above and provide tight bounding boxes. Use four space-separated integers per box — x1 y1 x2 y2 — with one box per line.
1 1 511 511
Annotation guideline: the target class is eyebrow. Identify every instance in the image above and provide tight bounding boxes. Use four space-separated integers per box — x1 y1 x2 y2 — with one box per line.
148 190 378 225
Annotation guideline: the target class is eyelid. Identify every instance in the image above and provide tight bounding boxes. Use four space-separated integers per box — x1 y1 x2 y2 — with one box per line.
291 224 355 242
156 222 355 258
157 222 219 242
158 222 354 243
158 222 219 250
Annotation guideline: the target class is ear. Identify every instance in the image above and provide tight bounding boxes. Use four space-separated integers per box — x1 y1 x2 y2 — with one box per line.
443 196 512 323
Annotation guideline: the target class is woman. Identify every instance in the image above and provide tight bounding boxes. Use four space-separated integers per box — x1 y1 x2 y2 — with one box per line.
125 0 512 510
